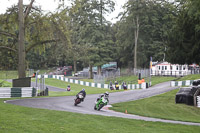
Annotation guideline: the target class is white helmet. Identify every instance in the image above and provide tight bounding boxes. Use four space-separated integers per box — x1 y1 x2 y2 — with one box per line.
104 92 109 97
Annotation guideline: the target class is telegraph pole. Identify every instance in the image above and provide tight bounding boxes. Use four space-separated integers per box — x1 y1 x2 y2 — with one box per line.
149 56 152 87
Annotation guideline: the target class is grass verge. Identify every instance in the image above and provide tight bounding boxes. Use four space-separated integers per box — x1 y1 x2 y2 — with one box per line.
106 75 176 86
111 89 200 123
176 74 200 81
43 78 123 97
0 98 200 132
0 79 12 87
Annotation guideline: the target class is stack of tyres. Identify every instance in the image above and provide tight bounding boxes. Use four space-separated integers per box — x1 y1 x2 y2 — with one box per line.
175 87 198 105
192 79 200 86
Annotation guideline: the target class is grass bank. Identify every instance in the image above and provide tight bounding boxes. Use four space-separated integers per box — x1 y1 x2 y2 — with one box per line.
43 78 123 97
106 75 176 86
176 74 200 81
111 89 200 123
0 98 200 132
0 79 12 87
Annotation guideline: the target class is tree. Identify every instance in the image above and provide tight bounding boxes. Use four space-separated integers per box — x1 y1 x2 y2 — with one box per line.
166 0 200 64
68 0 115 77
0 1 70 77
116 0 176 68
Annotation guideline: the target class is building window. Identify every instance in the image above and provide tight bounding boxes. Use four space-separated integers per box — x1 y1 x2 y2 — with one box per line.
183 66 185 70
162 66 164 70
159 66 160 70
176 66 178 70
179 66 182 70
165 66 167 70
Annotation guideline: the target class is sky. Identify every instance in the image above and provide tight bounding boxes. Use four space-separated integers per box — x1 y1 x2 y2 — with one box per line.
0 0 127 23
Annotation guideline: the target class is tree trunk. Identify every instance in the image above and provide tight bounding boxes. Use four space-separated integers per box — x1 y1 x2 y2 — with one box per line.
134 15 139 74
89 64 93 79
97 66 101 75
18 0 26 78
73 60 77 73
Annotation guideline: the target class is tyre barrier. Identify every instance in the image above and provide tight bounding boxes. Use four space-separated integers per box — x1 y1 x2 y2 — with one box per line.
171 79 200 87
171 80 193 87
0 87 37 98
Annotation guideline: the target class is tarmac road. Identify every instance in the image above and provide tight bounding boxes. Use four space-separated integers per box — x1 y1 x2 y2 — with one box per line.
6 82 200 126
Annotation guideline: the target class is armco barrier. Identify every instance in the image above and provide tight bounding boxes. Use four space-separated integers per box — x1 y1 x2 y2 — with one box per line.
0 87 37 98
170 80 193 87
38 75 147 90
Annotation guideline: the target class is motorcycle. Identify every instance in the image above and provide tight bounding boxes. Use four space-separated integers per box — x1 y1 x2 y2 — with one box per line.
74 93 84 106
67 86 71 91
94 96 109 111
123 85 127 90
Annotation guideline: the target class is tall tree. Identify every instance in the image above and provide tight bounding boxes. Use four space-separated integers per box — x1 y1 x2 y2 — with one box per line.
166 0 200 64
69 0 115 77
116 0 176 68
0 1 70 74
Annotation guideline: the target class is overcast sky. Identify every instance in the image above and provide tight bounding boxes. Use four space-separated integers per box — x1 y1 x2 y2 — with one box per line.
0 0 127 23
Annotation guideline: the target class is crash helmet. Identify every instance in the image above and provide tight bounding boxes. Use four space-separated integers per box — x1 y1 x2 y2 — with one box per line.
104 91 109 97
82 88 85 91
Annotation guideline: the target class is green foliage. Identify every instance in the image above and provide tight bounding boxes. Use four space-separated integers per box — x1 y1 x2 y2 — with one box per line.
68 0 115 68
116 0 176 68
0 79 12 87
111 89 200 123
166 0 200 64
0 3 71 70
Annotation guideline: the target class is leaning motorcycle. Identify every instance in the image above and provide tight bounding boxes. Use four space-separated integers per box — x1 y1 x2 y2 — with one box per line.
74 93 84 106
94 97 108 111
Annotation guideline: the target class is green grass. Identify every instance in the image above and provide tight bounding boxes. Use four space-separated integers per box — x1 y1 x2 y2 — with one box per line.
150 76 177 86
39 78 123 97
79 78 94 83
0 69 54 80
0 79 12 87
111 89 200 123
0 98 200 133
106 75 176 86
0 71 18 79
176 74 200 81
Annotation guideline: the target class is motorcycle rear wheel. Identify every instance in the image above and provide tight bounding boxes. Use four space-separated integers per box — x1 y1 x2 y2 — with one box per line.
74 98 80 106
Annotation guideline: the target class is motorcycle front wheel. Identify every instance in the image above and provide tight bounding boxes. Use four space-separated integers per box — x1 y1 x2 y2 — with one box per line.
98 103 104 111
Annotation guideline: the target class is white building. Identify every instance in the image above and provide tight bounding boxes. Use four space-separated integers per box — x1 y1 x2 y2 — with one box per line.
151 61 190 76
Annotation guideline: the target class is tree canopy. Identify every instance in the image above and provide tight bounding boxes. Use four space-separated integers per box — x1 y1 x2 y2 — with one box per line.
0 0 199 76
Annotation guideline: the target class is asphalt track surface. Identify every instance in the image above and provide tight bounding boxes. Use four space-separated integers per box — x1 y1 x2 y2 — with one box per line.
6 81 200 126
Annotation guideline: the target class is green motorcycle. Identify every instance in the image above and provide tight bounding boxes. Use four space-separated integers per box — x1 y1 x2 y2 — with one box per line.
94 96 109 111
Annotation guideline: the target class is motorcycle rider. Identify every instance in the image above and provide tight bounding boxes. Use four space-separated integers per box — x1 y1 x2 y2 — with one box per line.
76 89 86 101
96 92 109 102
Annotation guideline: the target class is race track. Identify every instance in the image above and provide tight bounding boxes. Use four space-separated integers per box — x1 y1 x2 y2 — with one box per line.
6 82 200 126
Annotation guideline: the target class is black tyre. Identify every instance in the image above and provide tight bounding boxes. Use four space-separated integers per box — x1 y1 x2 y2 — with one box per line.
74 98 80 106
98 103 104 111
94 105 97 110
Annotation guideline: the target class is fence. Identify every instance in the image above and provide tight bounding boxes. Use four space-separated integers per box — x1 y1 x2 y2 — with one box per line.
35 74 47 96
93 69 120 84
151 69 200 77
120 68 150 78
